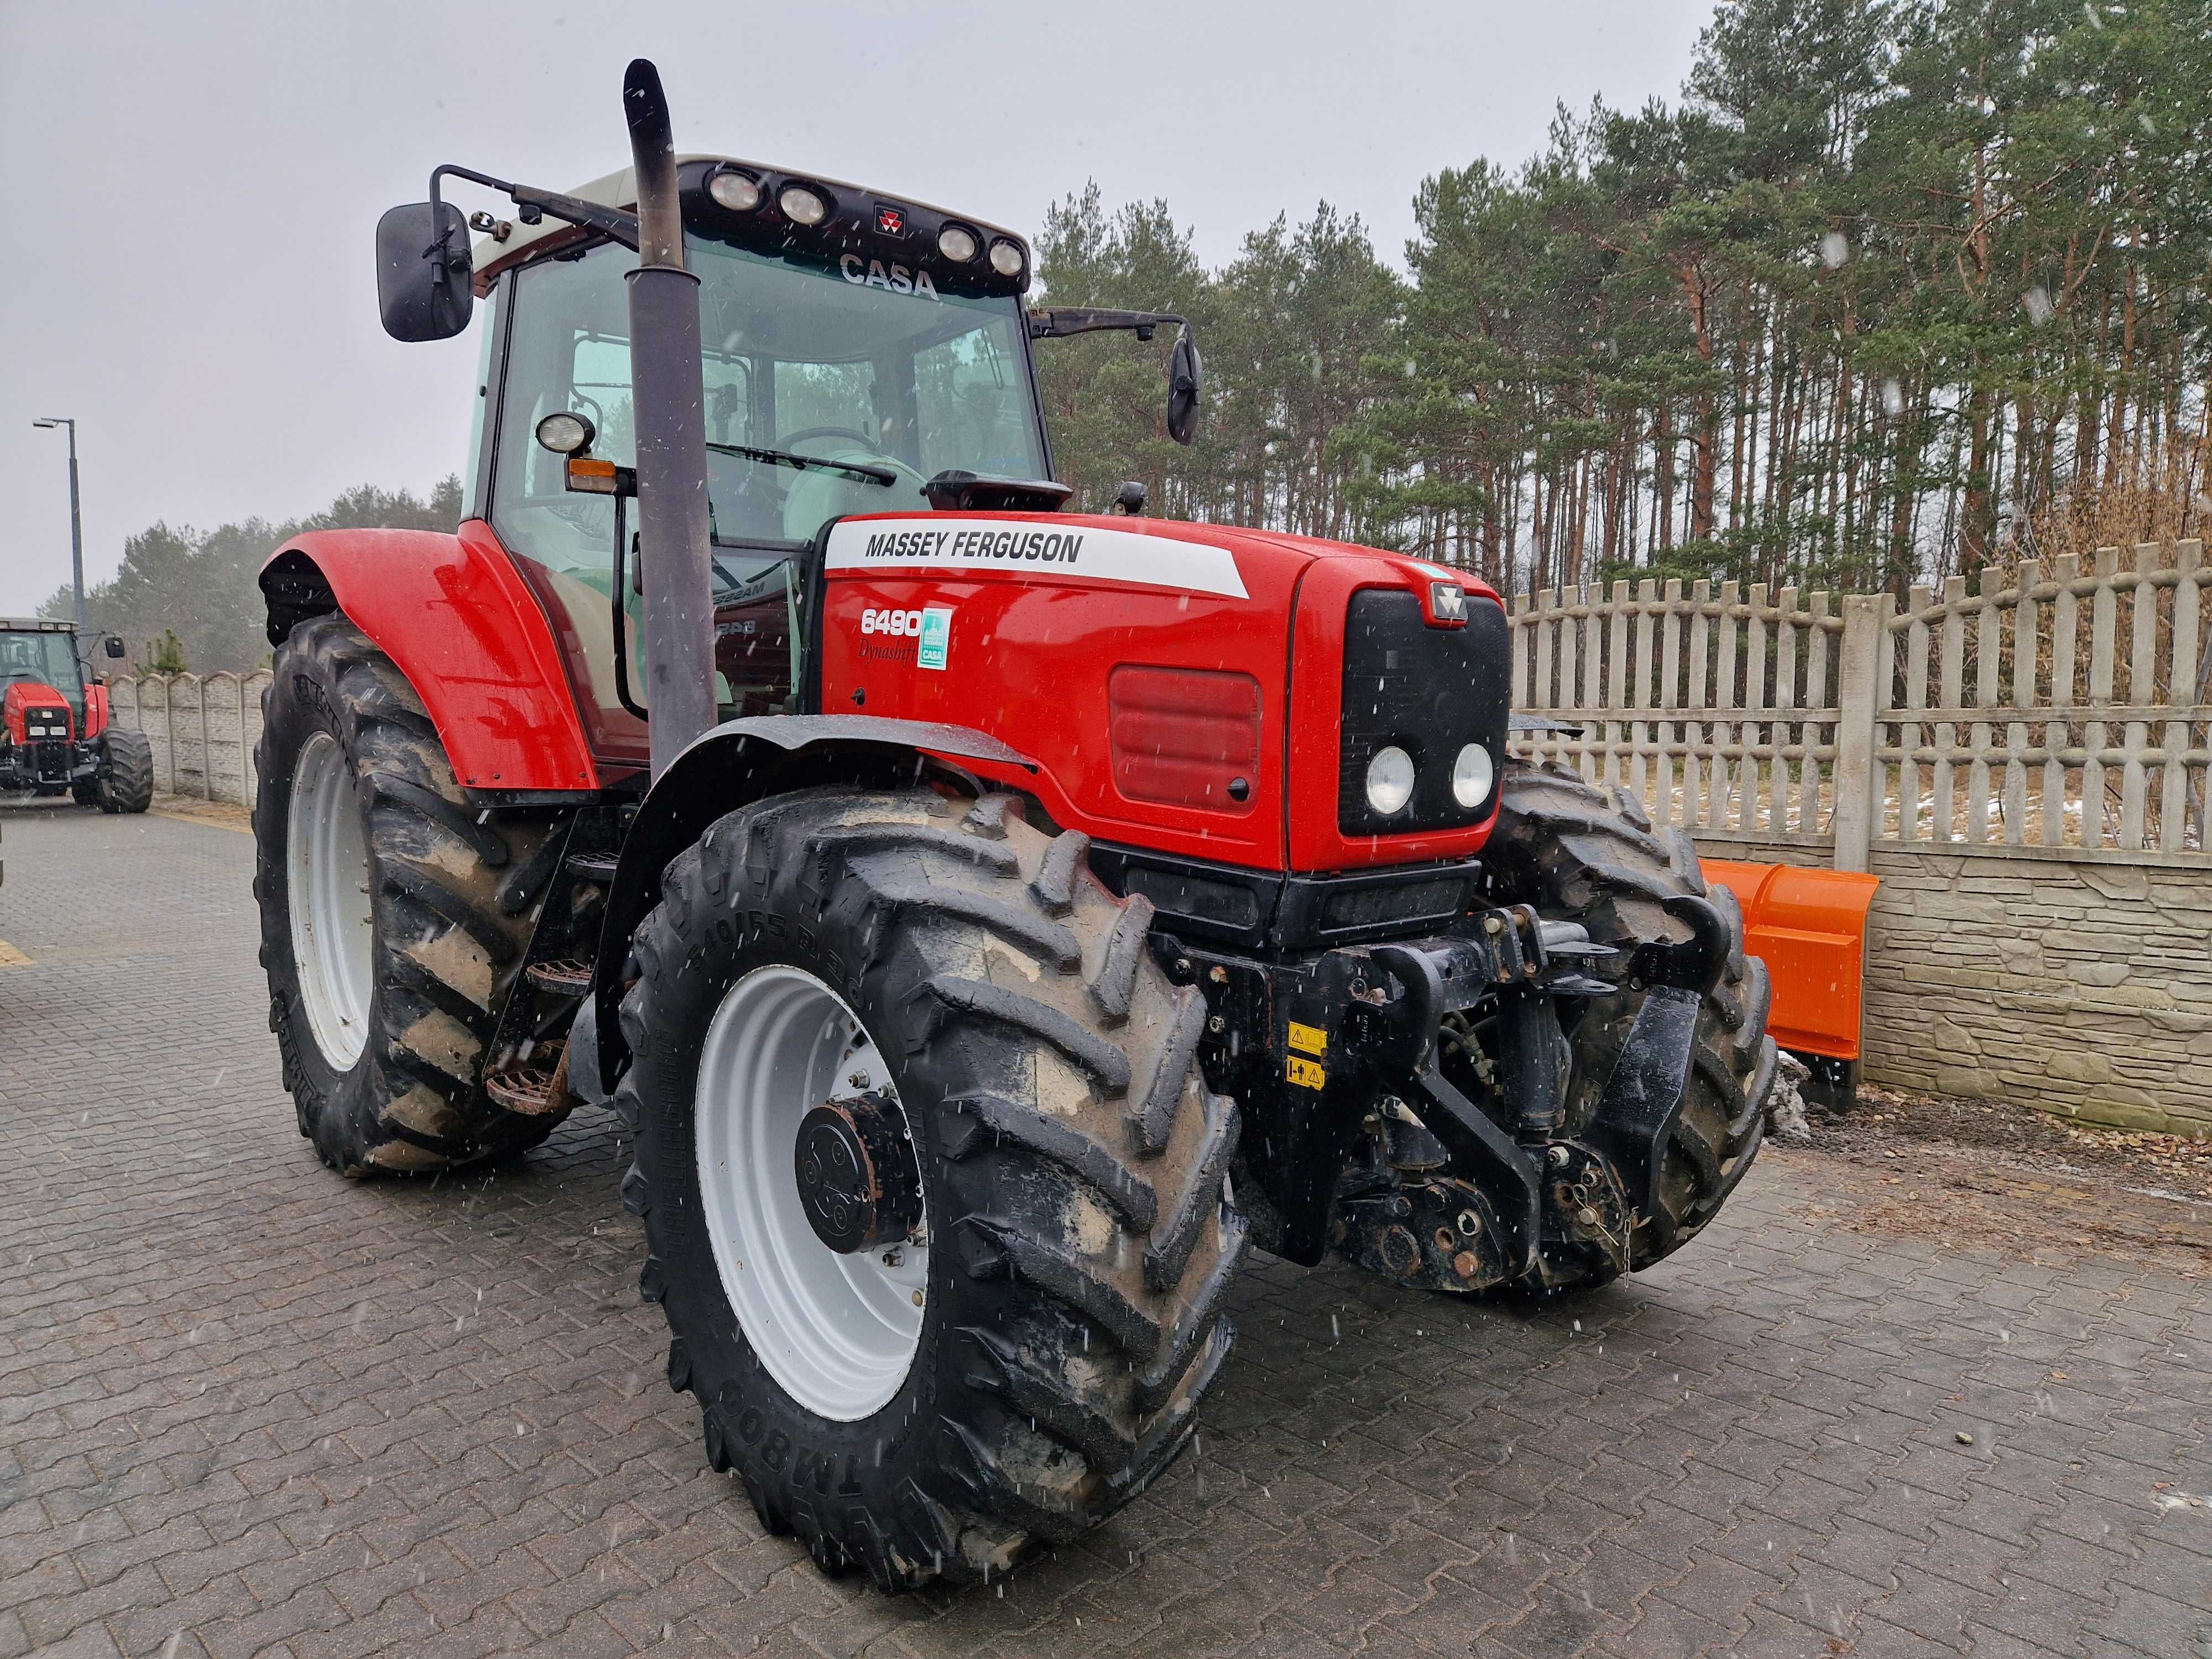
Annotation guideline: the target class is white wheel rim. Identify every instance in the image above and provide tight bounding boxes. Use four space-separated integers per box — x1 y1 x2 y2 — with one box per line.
696 965 927 1421
286 731 374 1071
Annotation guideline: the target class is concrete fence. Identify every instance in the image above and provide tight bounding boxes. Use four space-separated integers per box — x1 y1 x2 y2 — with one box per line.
1509 541 2212 1136
109 671 271 808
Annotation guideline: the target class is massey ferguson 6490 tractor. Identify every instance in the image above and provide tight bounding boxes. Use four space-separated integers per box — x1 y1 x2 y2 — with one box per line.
0 618 153 812
252 64 1776 1589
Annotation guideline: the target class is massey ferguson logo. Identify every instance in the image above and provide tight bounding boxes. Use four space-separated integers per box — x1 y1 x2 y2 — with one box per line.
860 528 1086 565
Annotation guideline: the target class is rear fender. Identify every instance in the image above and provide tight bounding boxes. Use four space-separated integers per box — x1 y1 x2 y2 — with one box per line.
589 714 1039 1090
82 682 110 742
259 521 597 794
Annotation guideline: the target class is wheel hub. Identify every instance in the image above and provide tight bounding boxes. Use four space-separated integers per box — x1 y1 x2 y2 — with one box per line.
794 1093 921 1254
694 964 929 1421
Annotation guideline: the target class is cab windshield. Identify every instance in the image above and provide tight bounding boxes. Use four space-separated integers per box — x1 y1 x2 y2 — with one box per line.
0 630 84 718
490 232 1047 747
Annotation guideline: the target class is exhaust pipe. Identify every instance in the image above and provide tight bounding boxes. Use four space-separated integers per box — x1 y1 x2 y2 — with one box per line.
622 58 717 777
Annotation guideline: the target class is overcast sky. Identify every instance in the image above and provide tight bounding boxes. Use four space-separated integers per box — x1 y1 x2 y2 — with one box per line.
0 0 1713 617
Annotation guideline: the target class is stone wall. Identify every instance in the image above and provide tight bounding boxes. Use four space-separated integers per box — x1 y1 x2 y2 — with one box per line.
1859 843 2211 1135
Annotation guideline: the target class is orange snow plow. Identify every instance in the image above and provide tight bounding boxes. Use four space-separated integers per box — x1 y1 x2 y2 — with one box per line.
1699 860 1880 1109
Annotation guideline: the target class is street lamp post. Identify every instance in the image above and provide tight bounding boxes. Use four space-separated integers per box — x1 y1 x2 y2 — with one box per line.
31 417 85 635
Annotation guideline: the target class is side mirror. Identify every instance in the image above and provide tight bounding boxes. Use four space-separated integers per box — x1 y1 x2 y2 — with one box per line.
1167 327 1203 446
104 636 126 660
375 202 473 342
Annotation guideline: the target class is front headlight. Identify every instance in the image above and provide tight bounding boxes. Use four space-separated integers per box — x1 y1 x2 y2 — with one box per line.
1365 745 1416 816
1451 742 1493 809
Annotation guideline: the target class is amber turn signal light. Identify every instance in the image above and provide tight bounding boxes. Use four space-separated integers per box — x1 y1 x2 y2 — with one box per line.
565 457 635 495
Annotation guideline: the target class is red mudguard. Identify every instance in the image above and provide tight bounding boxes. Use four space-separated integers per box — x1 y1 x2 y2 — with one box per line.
1699 860 1879 1061
262 521 598 792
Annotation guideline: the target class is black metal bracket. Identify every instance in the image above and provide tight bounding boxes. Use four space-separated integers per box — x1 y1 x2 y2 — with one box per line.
1027 306 1185 342
429 164 641 257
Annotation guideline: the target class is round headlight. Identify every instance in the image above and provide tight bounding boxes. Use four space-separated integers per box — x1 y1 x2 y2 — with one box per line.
1365 746 1416 816
1452 742 1494 809
707 170 761 212
937 225 979 263
779 185 828 226
534 410 596 456
988 238 1025 278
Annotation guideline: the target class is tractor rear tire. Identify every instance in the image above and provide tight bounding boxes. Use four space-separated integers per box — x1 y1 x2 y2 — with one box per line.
618 787 1246 1590
252 615 567 1175
95 727 154 814
1484 762 1776 1286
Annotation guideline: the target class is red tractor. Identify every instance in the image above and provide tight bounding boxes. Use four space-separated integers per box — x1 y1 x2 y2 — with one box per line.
0 618 152 813
253 65 1775 1590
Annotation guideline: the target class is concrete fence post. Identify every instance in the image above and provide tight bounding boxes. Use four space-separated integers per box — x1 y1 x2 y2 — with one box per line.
1832 592 1892 872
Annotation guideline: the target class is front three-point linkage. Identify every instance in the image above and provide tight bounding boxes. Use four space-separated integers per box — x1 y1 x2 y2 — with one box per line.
1318 893 1731 1292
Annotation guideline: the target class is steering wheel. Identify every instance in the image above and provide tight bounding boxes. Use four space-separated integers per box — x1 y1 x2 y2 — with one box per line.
781 426 890 456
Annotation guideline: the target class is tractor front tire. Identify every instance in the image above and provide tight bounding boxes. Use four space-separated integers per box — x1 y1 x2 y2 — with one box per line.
253 615 566 1175
619 788 1247 1590
95 727 154 814
1485 762 1777 1286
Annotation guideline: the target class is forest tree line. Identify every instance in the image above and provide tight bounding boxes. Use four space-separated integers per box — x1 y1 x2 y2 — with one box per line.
52 0 2212 669
1039 0 2212 600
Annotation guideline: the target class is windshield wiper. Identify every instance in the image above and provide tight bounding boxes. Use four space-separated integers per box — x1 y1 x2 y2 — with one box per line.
707 441 896 487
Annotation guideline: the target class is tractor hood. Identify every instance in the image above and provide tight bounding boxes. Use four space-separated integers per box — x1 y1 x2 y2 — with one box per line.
819 511 1507 874
824 512 1496 615
4 682 76 745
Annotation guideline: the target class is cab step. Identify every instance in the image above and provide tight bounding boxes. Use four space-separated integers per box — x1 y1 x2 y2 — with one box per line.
568 851 619 881
525 957 593 996
485 1042 567 1117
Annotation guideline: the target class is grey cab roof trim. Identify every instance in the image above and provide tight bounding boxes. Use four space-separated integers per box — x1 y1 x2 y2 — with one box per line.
469 154 1031 288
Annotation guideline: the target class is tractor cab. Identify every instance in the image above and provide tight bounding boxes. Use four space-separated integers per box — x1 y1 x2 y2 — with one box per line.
0 619 90 731
415 157 1190 768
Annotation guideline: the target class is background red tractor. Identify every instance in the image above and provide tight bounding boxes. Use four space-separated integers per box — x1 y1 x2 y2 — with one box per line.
251 63 1776 1590
0 617 152 813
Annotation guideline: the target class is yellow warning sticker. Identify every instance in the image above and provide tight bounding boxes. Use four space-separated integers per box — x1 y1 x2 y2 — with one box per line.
1287 1021 1328 1056
1286 1055 1327 1091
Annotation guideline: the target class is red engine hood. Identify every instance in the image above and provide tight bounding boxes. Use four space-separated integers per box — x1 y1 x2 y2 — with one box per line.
821 512 1504 873
4 682 75 745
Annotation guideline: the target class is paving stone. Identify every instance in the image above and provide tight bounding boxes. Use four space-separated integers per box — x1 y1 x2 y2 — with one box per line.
2 804 2205 1659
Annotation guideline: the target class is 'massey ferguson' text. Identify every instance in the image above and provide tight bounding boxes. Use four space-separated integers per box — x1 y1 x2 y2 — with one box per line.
861 528 1083 565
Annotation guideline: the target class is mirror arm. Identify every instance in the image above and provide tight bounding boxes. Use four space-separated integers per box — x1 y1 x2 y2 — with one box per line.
429 164 643 256
1028 307 1187 342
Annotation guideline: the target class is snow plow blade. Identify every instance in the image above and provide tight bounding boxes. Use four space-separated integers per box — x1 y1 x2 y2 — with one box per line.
1699 860 1879 1111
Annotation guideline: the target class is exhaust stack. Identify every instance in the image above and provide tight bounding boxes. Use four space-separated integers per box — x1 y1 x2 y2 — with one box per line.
622 59 718 777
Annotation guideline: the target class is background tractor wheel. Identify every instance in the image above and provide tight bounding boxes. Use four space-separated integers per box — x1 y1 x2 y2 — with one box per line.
619 787 1246 1590
95 727 154 814
1483 761 1776 1287
252 615 567 1175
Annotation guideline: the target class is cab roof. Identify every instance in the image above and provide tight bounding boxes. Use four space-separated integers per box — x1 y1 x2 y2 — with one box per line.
0 617 74 633
472 154 1030 286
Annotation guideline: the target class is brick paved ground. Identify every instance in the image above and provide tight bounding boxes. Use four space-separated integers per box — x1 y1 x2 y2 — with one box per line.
2 802 2205 1659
